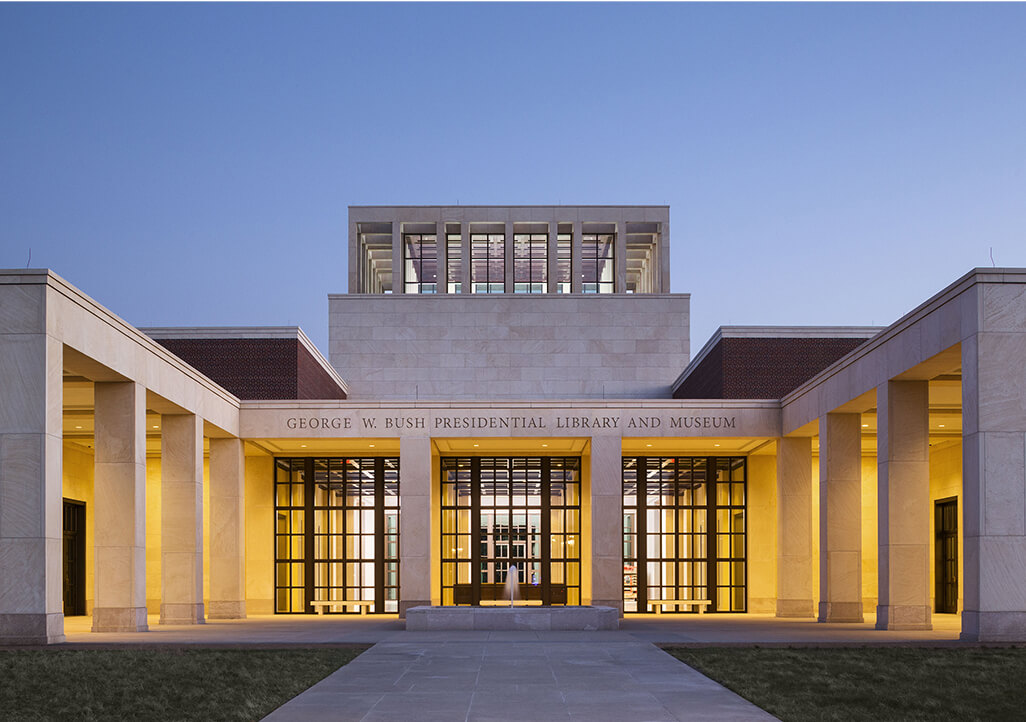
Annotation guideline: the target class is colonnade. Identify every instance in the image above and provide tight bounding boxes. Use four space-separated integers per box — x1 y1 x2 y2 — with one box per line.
89 381 247 631
776 381 934 630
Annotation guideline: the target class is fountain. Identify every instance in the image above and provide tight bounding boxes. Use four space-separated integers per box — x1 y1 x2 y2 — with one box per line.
405 562 619 631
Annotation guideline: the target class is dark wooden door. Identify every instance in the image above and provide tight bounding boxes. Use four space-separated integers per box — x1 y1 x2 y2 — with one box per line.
935 498 958 614
63 499 86 616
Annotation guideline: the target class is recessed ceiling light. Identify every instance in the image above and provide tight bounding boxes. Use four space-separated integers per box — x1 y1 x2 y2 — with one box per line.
713 443 721 447
646 444 652 447
300 444 307 448
152 425 159 429
74 425 82 430
938 424 945 428
369 444 375 448
541 444 548 448
473 444 479 447
862 424 869 428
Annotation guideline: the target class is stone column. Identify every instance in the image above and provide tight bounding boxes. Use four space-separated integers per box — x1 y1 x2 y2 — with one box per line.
436 220 448 295
589 434 623 611
399 436 432 616
818 413 863 622
876 380 932 630
208 438 246 618
92 381 148 632
391 221 403 294
571 220 583 293
160 414 205 624
348 217 360 292
961 282 1026 641
0 303 64 645
504 219 515 292
547 220 559 294
658 218 670 293
615 219 628 293
461 222 472 293
777 436 814 617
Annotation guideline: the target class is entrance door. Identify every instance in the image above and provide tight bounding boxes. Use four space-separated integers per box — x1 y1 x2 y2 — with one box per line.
935 498 958 614
63 499 86 616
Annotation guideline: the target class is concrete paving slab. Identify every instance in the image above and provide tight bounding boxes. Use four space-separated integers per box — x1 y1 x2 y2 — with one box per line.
263 638 775 721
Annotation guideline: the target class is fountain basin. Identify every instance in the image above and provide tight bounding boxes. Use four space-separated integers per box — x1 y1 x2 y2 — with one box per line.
405 605 619 631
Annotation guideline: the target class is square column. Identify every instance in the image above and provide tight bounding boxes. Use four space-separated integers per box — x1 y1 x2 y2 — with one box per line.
876 380 932 630
399 436 432 615
777 436 814 617
391 221 403 294
547 220 559 294
436 220 448 295
0 325 64 645
460 223 471 293
571 221 583 293
504 220 514 292
160 414 205 624
961 283 1026 641
615 220 627 293
208 438 246 619
92 382 148 632
588 434 623 611
818 413 864 622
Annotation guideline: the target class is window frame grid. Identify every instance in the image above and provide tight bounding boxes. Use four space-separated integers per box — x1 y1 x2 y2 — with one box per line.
622 456 746 613
513 233 548 293
403 233 438 294
274 456 400 614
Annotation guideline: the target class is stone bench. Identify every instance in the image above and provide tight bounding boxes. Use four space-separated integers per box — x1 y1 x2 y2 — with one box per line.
648 599 712 614
310 599 375 615
479 599 543 607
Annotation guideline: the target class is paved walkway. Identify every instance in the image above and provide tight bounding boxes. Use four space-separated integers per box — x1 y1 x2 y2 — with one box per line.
263 634 776 722
56 612 967 722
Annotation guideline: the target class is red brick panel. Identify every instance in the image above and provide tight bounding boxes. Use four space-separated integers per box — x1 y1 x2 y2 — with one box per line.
674 337 867 400
154 338 300 400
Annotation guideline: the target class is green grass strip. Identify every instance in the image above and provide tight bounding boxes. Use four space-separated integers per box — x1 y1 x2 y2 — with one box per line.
665 646 1026 722
0 646 368 721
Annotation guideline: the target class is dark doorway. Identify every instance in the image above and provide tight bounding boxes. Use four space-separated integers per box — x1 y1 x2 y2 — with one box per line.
935 497 958 614
62 499 86 616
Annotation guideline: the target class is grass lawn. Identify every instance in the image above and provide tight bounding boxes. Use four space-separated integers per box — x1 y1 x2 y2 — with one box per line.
665 646 1026 722
0 646 368 721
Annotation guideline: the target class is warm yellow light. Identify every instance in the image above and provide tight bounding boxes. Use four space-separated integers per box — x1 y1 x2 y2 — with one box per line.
713 443 720 447
152 425 159 429
369 444 375 447
862 424 869 428
473 444 479 447
646 444 652 447
938 424 946 428
300 444 307 448
541 444 548 448
74 425 82 429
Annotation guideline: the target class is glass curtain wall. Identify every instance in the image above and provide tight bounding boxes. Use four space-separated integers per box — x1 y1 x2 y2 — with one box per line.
471 234 505 293
441 457 581 605
274 457 400 613
622 456 746 613
403 234 437 294
582 234 615 293
513 233 548 293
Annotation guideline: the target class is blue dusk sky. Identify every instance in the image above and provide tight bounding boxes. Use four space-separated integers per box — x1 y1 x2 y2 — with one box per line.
2 3 1024 353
